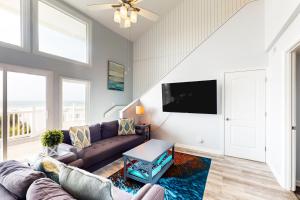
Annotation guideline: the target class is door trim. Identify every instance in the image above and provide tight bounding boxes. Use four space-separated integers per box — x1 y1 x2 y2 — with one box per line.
223 69 266 161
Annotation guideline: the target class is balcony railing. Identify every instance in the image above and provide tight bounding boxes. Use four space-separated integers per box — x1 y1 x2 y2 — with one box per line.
0 105 86 140
62 104 85 129
2 107 47 140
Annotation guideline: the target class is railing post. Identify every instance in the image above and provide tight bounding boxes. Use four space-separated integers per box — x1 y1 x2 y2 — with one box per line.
32 107 36 137
17 113 20 136
72 104 75 122
7 113 10 138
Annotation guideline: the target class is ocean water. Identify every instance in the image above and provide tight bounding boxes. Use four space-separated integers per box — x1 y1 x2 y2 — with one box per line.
7 101 84 110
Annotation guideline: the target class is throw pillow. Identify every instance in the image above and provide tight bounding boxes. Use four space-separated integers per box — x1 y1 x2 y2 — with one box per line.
0 160 46 199
69 125 91 149
59 165 113 200
118 118 136 136
27 178 76 200
34 156 65 184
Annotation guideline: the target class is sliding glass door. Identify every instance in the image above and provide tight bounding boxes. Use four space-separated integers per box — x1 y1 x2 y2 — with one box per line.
7 72 47 161
0 66 51 161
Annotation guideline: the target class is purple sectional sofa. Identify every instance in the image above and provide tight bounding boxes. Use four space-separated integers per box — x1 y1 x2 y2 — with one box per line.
0 160 165 200
59 120 147 172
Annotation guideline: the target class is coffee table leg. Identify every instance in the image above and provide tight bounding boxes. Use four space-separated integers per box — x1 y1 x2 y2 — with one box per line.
124 157 127 181
148 163 153 183
172 146 175 161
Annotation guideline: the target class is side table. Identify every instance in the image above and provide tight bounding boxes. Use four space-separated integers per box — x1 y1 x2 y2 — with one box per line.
135 124 151 140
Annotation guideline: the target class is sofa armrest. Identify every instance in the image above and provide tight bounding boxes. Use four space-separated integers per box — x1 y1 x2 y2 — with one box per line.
58 143 78 154
132 184 164 200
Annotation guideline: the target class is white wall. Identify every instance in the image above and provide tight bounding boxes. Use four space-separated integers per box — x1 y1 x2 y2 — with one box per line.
0 1 133 128
266 11 300 189
133 0 252 98
265 0 300 49
130 0 266 154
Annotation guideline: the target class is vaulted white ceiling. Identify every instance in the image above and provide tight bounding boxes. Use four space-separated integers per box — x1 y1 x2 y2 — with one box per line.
62 0 182 41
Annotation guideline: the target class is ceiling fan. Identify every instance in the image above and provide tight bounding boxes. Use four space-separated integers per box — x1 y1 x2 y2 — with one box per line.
88 0 159 28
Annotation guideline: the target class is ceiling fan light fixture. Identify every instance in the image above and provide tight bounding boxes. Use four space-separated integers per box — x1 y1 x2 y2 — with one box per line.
120 5 127 18
130 11 137 23
124 17 131 28
120 17 131 28
114 10 121 23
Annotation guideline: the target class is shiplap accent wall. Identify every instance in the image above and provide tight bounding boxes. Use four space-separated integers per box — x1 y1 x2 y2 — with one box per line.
133 0 253 98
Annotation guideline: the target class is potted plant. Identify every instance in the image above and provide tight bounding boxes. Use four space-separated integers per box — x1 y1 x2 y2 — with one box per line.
41 129 64 156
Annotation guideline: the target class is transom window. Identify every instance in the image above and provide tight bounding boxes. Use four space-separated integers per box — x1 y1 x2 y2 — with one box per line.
0 0 22 47
37 0 90 64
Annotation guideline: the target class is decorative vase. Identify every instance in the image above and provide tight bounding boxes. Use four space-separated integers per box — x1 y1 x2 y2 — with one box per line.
45 145 58 157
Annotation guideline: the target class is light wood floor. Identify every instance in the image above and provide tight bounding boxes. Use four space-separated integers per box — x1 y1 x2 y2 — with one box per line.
94 147 297 200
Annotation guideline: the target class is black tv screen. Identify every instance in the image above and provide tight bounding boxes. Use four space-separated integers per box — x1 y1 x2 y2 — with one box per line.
162 80 217 114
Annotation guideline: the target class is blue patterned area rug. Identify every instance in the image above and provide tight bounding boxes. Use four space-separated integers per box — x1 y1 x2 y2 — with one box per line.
108 152 211 200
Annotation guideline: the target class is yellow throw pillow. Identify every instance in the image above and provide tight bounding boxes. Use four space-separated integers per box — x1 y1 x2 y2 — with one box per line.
69 125 91 149
34 156 65 183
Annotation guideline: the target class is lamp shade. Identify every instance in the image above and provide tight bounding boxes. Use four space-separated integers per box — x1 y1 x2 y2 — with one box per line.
136 106 145 115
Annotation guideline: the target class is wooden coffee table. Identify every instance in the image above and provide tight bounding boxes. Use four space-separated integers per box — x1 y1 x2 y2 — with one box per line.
123 139 174 184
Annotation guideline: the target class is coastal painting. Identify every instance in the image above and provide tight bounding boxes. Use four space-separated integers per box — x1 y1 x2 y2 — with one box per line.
108 61 125 91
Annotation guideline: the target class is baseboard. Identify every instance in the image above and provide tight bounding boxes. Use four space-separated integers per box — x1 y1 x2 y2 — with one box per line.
175 143 223 156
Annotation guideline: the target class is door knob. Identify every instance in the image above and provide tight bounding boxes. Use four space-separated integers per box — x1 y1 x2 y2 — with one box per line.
226 118 230 121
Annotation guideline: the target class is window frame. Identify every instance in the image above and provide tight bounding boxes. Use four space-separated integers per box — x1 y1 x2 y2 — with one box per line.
59 77 91 129
0 63 54 160
32 0 93 66
0 0 30 52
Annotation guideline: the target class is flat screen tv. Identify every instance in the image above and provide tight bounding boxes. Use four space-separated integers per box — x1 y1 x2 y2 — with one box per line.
162 80 217 114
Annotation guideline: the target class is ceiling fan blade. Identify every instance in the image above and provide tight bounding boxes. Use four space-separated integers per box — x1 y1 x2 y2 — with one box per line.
138 8 159 22
132 0 144 4
87 3 115 10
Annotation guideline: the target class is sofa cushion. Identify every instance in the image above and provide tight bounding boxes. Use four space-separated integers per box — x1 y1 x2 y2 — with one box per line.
89 123 102 143
0 184 17 200
26 178 75 200
113 187 132 200
59 165 113 200
118 119 136 136
69 125 91 149
62 130 72 145
132 184 165 200
80 135 145 168
0 160 46 199
101 120 119 139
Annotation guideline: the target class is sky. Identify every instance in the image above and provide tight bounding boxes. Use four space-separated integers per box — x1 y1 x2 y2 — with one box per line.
8 72 46 102
6 72 86 103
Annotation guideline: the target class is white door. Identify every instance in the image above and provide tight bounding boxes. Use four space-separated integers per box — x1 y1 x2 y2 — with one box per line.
225 70 266 162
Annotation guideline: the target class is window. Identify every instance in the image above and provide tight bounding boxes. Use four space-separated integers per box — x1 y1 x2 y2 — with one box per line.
0 0 23 47
61 78 90 129
37 1 90 64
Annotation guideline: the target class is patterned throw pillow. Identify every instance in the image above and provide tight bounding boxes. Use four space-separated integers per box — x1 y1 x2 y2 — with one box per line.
69 126 91 149
118 119 135 136
34 156 65 184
